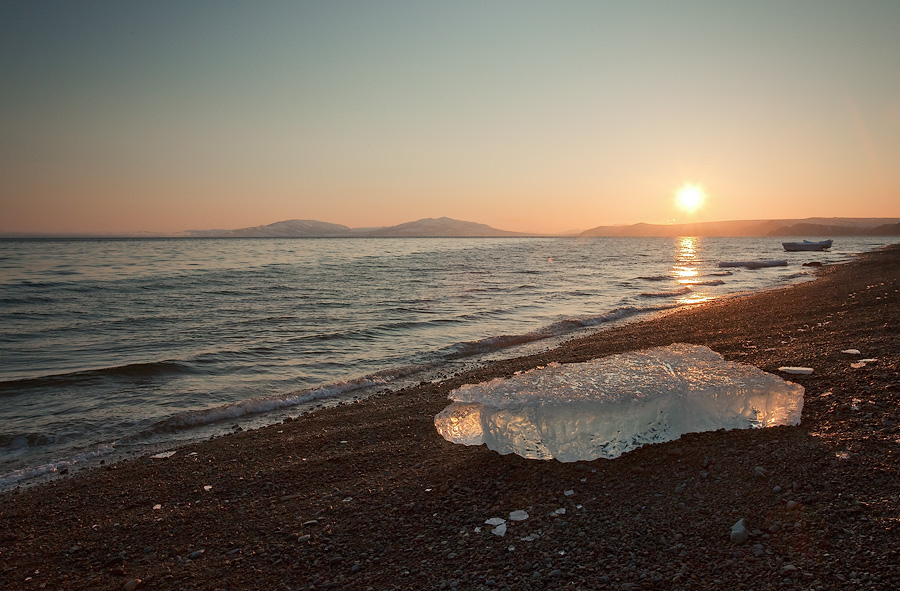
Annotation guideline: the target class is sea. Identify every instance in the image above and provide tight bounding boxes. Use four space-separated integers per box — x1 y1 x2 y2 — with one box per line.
1 235 896 489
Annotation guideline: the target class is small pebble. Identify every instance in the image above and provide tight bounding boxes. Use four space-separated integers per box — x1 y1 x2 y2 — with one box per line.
730 518 749 545
509 510 529 521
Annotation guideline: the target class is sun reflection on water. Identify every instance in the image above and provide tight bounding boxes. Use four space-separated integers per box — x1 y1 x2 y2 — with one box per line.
674 237 699 281
672 237 715 304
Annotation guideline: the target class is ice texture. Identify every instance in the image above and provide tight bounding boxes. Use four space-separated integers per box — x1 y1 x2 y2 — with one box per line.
434 344 804 461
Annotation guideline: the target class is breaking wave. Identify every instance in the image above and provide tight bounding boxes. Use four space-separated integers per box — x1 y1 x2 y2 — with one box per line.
0 443 117 490
145 364 434 434
640 286 693 298
446 305 674 359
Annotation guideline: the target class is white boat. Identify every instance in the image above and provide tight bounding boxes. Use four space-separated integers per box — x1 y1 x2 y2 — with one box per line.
782 239 832 252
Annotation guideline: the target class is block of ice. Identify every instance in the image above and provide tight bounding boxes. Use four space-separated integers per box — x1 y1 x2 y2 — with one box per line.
434 344 804 461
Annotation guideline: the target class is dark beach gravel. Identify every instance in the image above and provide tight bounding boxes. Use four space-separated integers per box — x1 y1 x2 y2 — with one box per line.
2 246 899 591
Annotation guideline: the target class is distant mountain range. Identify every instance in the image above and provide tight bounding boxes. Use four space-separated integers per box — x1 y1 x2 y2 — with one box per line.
4 216 899 239
188 216 900 238
579 217 900 237
186 217 528 238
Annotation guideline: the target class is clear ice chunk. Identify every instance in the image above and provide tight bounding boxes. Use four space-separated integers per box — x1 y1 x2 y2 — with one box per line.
434 344 804 461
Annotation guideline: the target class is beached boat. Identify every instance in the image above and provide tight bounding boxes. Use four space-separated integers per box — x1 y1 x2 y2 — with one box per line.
782 239 832 252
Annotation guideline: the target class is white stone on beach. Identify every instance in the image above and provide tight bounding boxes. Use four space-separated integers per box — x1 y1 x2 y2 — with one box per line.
491 523 507 536
485 517 506 526
150 451 176 459
851 358 877 368
509 510 529 521
435 344 805 462
778 366 814 375
841 349 861 355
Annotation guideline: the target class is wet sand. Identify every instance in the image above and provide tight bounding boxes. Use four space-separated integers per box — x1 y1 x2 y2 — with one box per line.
2 246 899 590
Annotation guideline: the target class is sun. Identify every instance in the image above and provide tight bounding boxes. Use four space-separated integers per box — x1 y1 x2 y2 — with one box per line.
676 184 705 213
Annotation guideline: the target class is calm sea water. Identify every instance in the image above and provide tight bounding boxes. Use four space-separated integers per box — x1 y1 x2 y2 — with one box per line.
1 236 896 487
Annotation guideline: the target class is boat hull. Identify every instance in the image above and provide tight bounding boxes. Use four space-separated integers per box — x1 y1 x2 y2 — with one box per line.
782 239 832 252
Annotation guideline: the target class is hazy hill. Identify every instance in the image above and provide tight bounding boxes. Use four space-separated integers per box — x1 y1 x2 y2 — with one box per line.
363 217 526 237
184 217 526 238
869 222 900 235
186 219 354 238
768 220 900 236
580 220 783 237
581 218 900 237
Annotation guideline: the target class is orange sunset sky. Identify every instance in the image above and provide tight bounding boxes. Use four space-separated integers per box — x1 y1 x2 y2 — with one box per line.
2 1 899 235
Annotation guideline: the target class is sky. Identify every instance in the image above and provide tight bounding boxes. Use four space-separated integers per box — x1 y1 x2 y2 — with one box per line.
2 1 899 235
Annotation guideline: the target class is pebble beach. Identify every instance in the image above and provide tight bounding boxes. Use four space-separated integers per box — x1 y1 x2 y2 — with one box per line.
2 245 898 591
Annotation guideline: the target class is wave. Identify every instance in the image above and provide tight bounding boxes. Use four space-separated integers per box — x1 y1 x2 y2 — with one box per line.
640 286 692 298
0 431 68 451
784 271 814 280
445 305 673 359
637 275 670 282
0 360 199 394
0 443 117 490
0 294 62 305
145 363 435 434
679 279 726 287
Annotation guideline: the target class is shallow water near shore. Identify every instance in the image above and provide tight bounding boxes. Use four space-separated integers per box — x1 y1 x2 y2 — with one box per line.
0 235 895 488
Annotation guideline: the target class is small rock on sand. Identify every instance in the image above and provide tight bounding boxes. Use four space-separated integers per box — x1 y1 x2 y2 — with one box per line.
778 367 813 375
730 518 749 545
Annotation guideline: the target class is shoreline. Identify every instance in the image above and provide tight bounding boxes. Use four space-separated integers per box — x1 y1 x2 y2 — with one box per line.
0 238 832 491
2 245 898 590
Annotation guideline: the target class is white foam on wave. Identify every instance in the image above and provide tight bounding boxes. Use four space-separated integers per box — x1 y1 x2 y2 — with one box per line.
153 364 433 432
447 305 676 359
640 286 692 298
0 443 117 490
681 279 726 287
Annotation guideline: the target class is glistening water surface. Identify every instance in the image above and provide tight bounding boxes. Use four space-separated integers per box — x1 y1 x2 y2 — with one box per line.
1 235 894 487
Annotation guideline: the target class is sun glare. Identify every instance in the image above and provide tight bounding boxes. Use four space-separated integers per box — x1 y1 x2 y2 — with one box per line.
676 184 705 213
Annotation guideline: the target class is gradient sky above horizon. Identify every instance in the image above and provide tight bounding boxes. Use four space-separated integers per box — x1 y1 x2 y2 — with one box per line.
2 1 899 235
